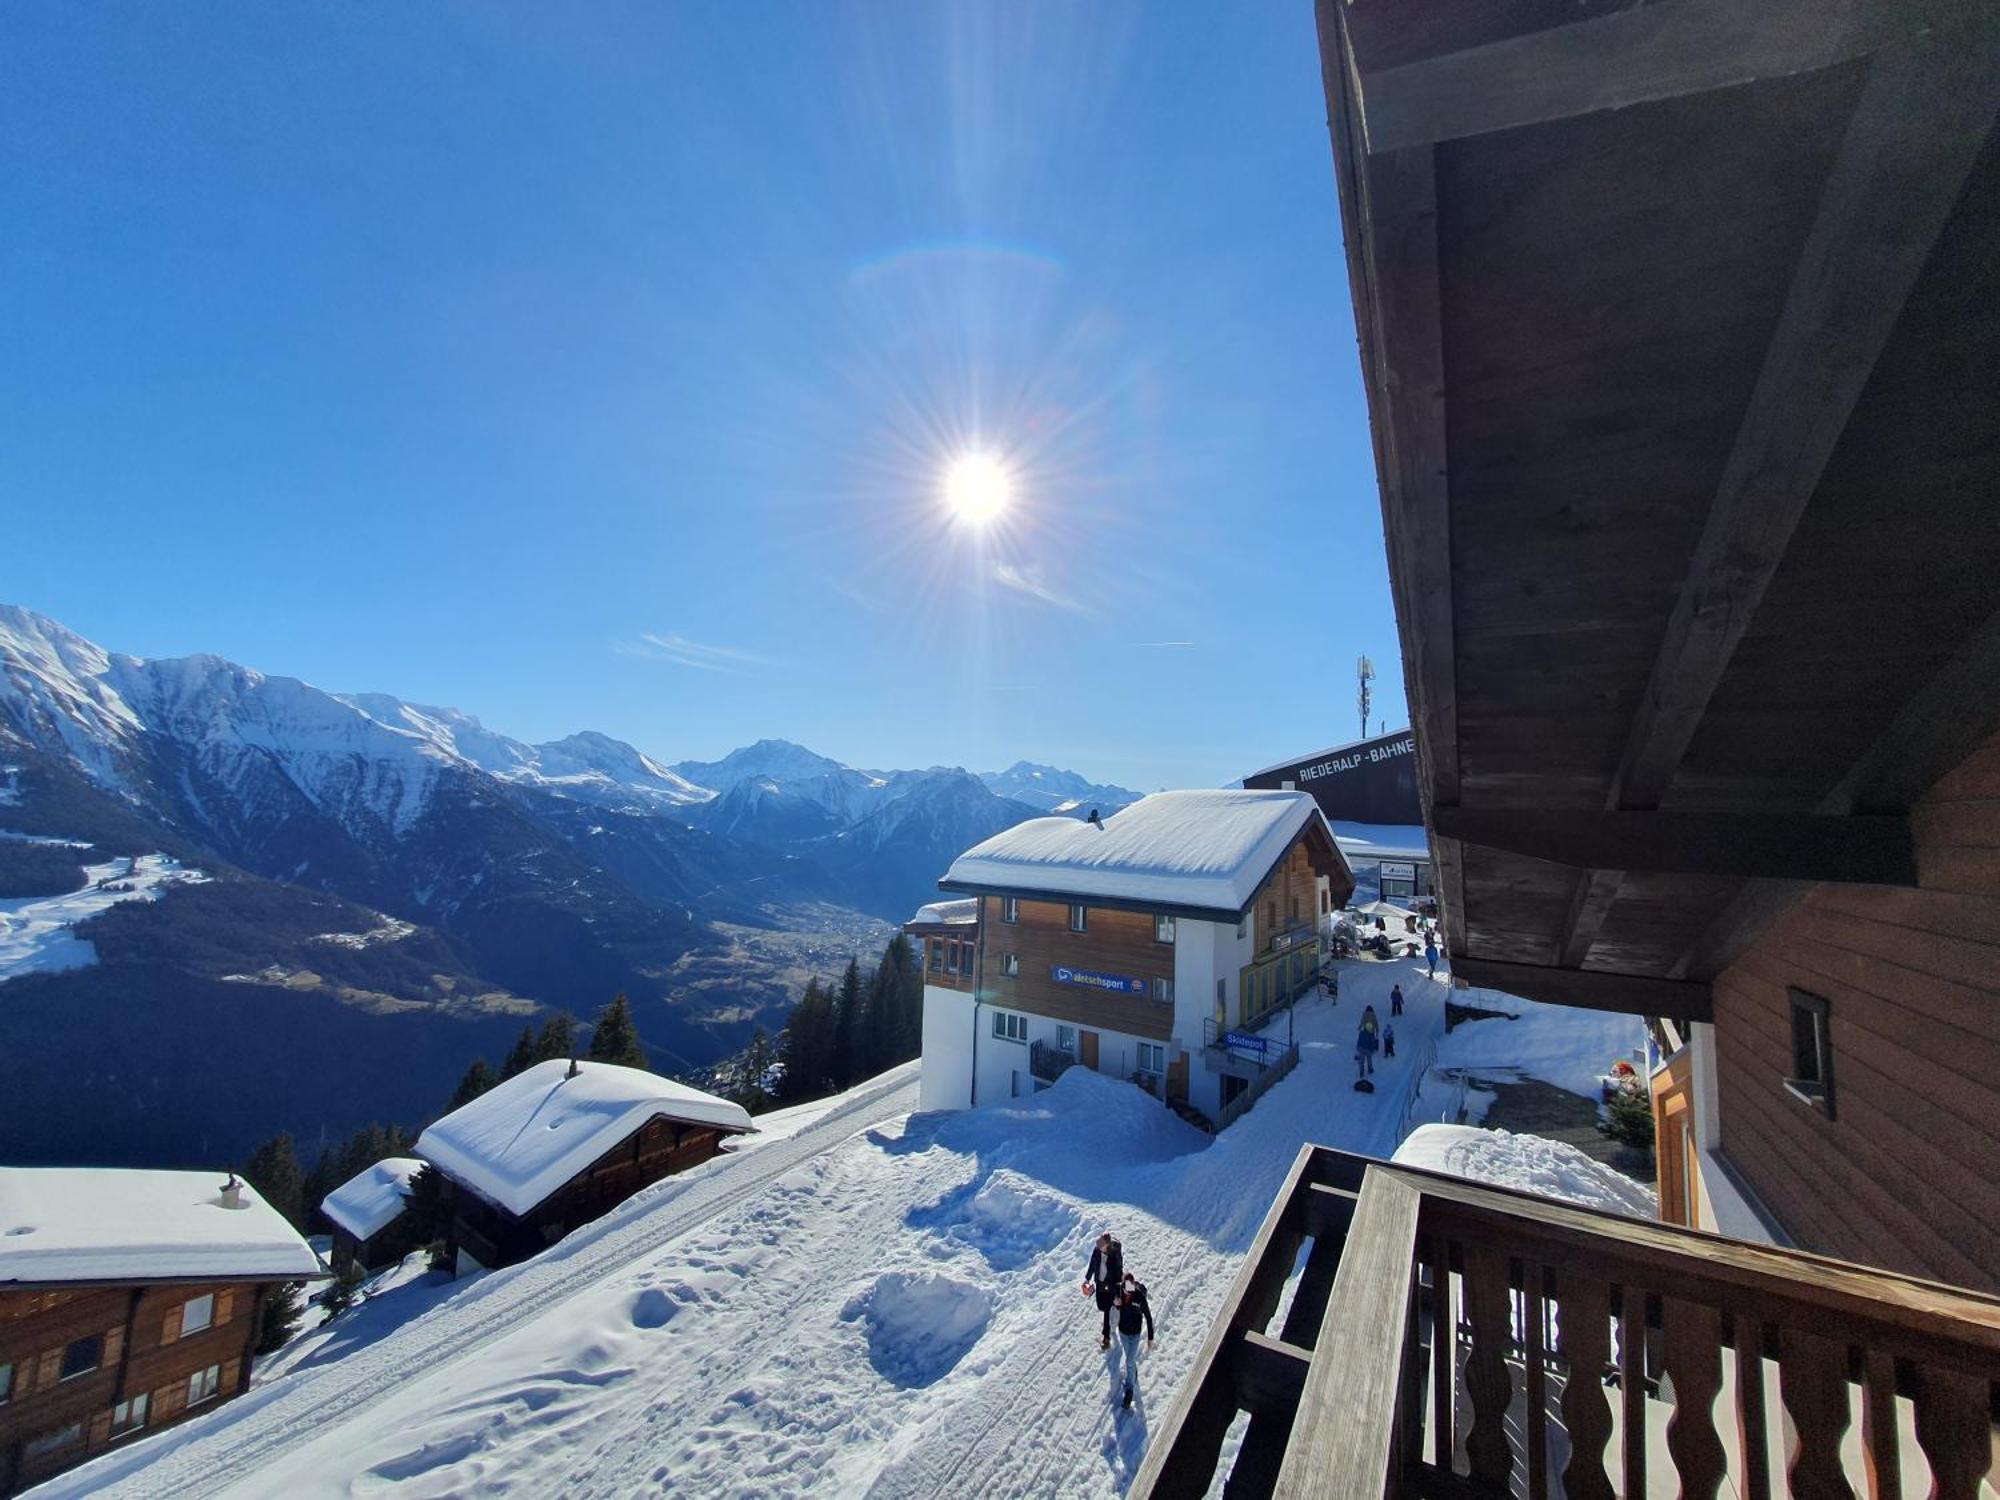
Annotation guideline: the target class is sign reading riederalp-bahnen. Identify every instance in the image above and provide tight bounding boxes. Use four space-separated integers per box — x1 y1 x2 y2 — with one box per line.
1050 965 1148 996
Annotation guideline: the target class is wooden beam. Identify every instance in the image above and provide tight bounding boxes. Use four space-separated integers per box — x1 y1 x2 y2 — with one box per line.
1232 1330 1313 1420
1432 807 1918 885
1453 954 1714 1023
1556 868 1625 970
1611 26 2000 814
1304 1182 1360 1243
1274 1170 1423 1500
1355 0 1932 155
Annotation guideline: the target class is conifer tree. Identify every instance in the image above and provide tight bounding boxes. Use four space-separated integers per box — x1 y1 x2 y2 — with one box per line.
740 1026 776 1112
831 957 863 1090
319 1260 366 1321
244 1132 305 1231
403 1162 453 1271
891 933 923 1062
586 993 648 1069
446 1058 497 1111
536 1011 579 1065
778 979 831 1101
500 1023 539 1079
255 1281 306 1355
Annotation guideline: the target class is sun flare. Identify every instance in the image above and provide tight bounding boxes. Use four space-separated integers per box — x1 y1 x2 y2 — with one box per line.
943 452 1012 526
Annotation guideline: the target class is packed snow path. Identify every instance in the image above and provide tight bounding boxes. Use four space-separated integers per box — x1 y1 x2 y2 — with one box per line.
42 960 1638 1498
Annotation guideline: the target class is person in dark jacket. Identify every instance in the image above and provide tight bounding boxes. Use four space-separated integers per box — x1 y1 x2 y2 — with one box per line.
1113 1272 1155 1408
1390 983 1404 1016
1083 1233 1123 1348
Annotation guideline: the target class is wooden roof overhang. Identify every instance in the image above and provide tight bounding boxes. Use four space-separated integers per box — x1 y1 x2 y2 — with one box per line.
1316 0 2000 1022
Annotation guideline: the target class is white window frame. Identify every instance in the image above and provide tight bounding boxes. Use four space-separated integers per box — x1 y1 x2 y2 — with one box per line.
1002 897 1019 924
1001 952 1020 977
1069 904 1087 933
1153 913 1176 944
1136 1042 1166 1076
1152 976 1174 1004
0 1360 12 1406
991 1010 1028 1044
23 1422 82 1460
180 1292 215 1337
188 1363 221 1407
111 1392 149 1436
58 1335 101 1382
1057 1025 1076 1052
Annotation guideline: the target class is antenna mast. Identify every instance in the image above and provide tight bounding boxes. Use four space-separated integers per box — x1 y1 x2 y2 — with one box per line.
1356 655 1375 740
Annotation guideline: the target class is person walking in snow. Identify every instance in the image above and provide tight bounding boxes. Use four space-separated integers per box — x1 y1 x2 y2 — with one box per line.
1390 983 1404 1017
1113 1272 1155 1410
1424 938 1439 978
1383 1024 1396 1059
1356 1007 1380 1078
1083 1233 1124 1349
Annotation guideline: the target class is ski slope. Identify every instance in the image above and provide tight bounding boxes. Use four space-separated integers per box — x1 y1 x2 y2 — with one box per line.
38 959 1642 1498
0 853 207 980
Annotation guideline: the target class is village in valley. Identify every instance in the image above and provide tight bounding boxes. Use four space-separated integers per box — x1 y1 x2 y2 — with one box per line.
4 0 1999 1496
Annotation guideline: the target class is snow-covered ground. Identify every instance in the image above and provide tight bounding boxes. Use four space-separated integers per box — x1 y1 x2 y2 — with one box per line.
37 959 1646 1499
0 852 207 979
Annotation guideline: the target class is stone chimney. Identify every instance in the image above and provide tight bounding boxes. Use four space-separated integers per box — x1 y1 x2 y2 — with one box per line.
219 1173 246 1210
1087 808 1102 828
567 1056 581 1080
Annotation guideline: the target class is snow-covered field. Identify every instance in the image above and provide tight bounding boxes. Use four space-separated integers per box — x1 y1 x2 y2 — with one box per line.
37 959 1644 1498
0 852 207 979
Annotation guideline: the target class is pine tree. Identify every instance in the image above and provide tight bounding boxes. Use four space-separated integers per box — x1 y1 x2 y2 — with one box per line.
831 957 863 1090
740 1027 776 1112
244 1132 305 1231
890 933 923 1063
536 1011 579 1066
500 1023 540 1080
403 1162 453 1272
255 1281 306 1354
319 1260 366 1321
447 1058 497 1111
586 994 648 1069
778 979 831 1102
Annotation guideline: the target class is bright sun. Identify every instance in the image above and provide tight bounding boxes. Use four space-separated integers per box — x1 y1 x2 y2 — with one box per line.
944 452 1012 525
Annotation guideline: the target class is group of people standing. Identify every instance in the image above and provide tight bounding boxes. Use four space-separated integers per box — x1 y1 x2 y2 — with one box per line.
1084 1232 1154 1410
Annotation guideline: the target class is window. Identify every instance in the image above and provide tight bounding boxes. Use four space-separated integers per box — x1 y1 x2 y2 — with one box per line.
1265 900 1276 933
59 1335 101 1381
188 1363 221 1406
928 939 942 974
1136 1042 1166 1076
1289 895 1299 922
1068 904 1087 933
1001 952 1020 978
1057 1025 1076 1051
991 1010 1028 1043
1785 988 1836 1119
0 1361 12 1405
180 1292 215 1336
947 940 960 974
1214 979 1227 1025
1236 917 1246 940
1152 976 1174 1004
111 1392 149 1437
961 943 977 976
1002 897 1019 924
1153 913 1176 944
23 1422 82 1461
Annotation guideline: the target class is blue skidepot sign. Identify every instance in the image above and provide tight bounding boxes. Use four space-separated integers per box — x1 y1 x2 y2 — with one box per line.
1050 964 1148 996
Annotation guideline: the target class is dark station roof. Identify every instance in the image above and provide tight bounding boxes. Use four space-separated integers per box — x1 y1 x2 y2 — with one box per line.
1317 0 2000 1020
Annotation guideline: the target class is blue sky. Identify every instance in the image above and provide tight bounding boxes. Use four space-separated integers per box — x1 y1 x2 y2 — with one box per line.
1 2 1403 791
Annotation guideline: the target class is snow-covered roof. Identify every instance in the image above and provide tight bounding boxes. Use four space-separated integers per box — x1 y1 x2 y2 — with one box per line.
907 897 978 927
0 1168 323 1285
1242 730 1413 784
940 789 1337 917
1329 821 1431 863
321 1157 424 1242
1392 1125 1655 1219
416 1060 754 1218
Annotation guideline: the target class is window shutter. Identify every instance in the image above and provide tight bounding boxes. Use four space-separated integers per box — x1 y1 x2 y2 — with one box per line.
90 1410 114 1447
155 1381 185 1420
162 1304 183 1345
215 1289 235 1326
37 1348 61 1387
219 1360 241 1397
103 1325 124 1367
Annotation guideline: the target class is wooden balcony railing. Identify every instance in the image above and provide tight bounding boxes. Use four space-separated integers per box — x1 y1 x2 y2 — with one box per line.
1135 1146 2000 1500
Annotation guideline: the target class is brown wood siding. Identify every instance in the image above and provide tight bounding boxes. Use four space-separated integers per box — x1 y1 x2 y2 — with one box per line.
907 924 977 993
1250 842 1323 951
979 896 1174 1040
1 1279 262 1493
1712 738 2000 1292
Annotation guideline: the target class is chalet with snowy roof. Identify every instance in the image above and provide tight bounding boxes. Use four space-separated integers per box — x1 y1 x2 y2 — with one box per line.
321 1158 424 1277
415 1059 752 1274
1139 2 2000 1495
0 1168 322 1495
917 790 1352 1124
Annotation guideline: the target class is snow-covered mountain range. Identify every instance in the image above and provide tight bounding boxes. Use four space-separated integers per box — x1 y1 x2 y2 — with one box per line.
0 604 1132 1164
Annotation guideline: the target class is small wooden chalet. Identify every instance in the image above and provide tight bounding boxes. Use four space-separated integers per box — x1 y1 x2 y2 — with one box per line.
321 1157 425 1277
415 1059 753 1274
1140 1 2000 1495
0 1168 323 1495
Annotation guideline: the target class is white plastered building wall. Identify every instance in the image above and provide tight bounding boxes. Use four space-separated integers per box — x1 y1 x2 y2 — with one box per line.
920 981 977 1111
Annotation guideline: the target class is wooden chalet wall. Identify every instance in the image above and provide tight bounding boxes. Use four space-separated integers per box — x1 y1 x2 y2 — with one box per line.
978 895 1174 1039
1713 733 2000 1292
448 1113 729 1270
1252 843 1328 945
0 1280 260 1494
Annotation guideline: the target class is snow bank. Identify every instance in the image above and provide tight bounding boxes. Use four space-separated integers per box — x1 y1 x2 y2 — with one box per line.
1393 1125 1656 1218
321 1158 423 1242
943 789 1328 914
840 1272 994 1388
0 852 208 980
1432 991 1644 1102
416 1059 753 1218
0 1169 322 1283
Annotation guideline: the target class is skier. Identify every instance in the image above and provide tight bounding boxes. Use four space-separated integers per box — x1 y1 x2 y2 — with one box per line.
1113 1271 1155 1410
1425 938 1439 978
1082 1232 1123 1349
1390 983 1404 1017
1383 1024 1396 1060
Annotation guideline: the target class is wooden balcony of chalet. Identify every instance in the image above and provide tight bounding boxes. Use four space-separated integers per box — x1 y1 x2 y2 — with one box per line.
1135 1146 2000 1500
